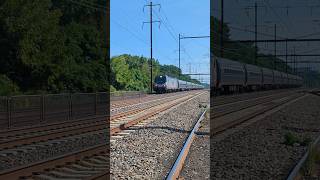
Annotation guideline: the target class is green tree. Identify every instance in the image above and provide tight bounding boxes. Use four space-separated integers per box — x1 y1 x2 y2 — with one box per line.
0 75 19 96
0 0 108 95
110 54 201 91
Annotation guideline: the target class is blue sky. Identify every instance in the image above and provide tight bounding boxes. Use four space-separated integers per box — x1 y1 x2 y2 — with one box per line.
110 0 210 83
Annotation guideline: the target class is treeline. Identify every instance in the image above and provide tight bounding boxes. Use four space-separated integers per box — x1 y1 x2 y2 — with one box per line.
111 54 201 92
211 16 292 73
0 0 108 96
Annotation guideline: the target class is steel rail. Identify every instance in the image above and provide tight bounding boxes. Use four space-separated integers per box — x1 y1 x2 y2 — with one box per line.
286 129 320 180
212 91 297 119
286 90 320 180
111 92 205 135
0 121 107 149
0 92 201 150
212 93 305 135
111 90 199 112
0 143 108 179
167 91 305 179
166 109 208 179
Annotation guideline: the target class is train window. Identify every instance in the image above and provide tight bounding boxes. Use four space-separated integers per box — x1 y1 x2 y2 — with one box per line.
224 68 243 74
249 72 260 76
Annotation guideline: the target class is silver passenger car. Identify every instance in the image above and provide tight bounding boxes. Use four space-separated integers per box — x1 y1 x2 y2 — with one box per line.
262 67 274 86
213 57 246 89
273 70 282 86
245 64 263 87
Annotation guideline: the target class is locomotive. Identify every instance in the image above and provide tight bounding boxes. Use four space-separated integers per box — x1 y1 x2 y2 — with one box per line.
212 57 303 95
154 75 204 93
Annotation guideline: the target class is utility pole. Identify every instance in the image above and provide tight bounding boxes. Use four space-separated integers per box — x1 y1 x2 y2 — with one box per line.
178 34 210 88
179 33 181 76
274 24 277 70
178 35 210 70
285 39 288 73
220 0 224 57
254 2 257 65
143 1 161 93
293 46 296 74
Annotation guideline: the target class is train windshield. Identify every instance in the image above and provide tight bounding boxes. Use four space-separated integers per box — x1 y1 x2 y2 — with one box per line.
155 75 166 84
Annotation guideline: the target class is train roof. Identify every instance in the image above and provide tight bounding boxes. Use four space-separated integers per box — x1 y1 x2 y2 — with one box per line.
216 57 304 80
156 74 202 85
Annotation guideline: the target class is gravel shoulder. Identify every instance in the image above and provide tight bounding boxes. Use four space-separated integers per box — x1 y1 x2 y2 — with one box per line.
110 91 209 179
211 93 320 180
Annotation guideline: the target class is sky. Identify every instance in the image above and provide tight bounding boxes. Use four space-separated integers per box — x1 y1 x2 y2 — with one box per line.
110 0 210 84
212 0 320 72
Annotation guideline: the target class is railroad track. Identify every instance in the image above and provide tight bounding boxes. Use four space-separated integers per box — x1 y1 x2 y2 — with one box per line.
0 90 205 179
0 91 200 151
211 88 302 106
110 91 207 138
166 109 208 179
0 143 109 179
111 90 199 109
0 89 304 179
166 90 306 179
111 91 202 115
212 91 304 135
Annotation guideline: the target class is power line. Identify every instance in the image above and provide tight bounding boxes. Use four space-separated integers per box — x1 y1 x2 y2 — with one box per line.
66 0 106 12
153 10 178 42
153 9 197 68
228 25 285 39
154 8 179 40
112 16 177 69
262 0 294 36
111 19 148 45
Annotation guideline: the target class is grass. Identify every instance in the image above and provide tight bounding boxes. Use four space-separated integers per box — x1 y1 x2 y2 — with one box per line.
284 132 300 146
283 132 312 147
301 145 320 177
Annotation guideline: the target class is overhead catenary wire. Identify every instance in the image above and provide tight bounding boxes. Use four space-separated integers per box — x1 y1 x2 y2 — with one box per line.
66 0 107 12
152 9 198 64
262 0 295 36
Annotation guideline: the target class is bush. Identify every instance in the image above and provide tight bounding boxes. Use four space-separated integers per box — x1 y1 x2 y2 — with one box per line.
0 75 20 96
284 132 299 146
110 85 117 92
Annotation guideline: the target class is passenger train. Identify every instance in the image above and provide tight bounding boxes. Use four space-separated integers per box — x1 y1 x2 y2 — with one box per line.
212 57 303 95
153 75 204 93
153 57 303 94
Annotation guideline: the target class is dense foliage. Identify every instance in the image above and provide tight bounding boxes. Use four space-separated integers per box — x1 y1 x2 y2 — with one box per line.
111 54 201 92
0 0 108 95
0 0 201 95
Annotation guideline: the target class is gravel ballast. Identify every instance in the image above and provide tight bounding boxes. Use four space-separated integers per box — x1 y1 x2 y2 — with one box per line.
110 91 209 179
0 130 108 171
211 93 320 180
